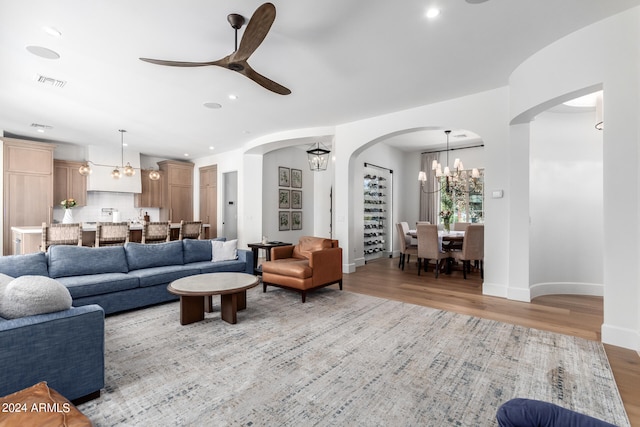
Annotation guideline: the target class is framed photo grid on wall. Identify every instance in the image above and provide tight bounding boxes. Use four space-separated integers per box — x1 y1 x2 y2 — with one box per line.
277 166 302 231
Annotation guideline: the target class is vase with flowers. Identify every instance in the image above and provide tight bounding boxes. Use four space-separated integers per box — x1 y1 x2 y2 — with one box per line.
61 198 77 224
439 210 452 233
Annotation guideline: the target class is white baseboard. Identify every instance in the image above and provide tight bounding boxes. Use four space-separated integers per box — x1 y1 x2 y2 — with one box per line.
343 262 357 273
602 323 640 352
530 282 603 299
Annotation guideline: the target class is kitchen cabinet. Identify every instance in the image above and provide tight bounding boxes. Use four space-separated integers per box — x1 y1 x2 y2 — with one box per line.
158 160 194 223
3 138 55 254
134 169 164 208
199 165 217 237
54 160 87 207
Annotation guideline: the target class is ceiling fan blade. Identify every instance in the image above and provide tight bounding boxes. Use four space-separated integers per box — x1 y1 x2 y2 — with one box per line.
232 2 276 62
235 61 291 95
139 57 227 67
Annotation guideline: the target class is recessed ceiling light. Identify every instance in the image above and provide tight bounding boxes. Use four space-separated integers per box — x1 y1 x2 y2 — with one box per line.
466 0 490 3
203 102 222 109
184 153 189 157
228 94 238 100
209 146 215 150
42 26 62 37
426 8 440 19
26 45 60 59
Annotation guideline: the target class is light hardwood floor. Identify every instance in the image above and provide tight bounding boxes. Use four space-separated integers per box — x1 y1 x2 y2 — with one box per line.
340 256 640 426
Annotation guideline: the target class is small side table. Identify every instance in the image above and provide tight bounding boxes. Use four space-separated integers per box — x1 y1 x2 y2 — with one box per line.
247 241 291 275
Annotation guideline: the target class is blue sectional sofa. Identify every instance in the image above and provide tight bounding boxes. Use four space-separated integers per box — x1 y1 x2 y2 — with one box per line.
0 238 253 402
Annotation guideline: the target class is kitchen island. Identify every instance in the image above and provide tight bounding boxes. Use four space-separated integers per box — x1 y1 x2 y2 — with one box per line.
10 223 211 255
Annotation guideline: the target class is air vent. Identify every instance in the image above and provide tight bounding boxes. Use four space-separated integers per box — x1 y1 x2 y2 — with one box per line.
30 123 53 130
34 74 66 88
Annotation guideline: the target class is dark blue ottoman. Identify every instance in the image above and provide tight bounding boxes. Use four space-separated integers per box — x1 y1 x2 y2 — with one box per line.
497 398 618 427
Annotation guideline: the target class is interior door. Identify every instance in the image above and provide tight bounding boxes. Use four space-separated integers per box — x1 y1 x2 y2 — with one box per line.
223 171 238 240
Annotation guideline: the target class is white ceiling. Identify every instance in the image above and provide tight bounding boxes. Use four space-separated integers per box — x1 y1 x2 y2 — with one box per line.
0 1 637 159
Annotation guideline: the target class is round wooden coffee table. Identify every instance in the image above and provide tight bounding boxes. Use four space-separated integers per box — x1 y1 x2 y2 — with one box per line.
168 272 259 325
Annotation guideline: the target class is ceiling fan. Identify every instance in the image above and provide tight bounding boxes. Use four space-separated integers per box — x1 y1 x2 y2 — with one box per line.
139 2 290 95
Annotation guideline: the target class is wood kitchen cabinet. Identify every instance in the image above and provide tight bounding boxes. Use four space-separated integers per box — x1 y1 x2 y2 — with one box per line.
54 159 87 207
3 138 55 254
134 169 164 208
199 165 217 237
158 160 193 223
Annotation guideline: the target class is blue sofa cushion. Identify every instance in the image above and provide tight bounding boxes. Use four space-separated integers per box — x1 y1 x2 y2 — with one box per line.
128 265 202 287
183 239 212 263
55 273 139 299
0 252 48 277
48 245 128 278
194 260 247 274
125 241 184 271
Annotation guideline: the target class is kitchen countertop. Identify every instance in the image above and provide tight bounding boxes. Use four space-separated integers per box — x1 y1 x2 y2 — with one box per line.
12 223 210 234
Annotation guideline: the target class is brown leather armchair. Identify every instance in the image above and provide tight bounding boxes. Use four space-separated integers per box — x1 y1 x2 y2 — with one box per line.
261 236 343 302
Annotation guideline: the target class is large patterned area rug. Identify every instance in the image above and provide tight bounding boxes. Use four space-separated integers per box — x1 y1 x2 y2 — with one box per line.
78 287 629 427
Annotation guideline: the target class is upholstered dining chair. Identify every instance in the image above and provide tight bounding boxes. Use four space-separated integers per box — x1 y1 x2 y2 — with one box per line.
452 222 470 232
416 223 450 278
95 222 130 247
451 224 484 279
41 222 82 251
396 223 418 270
178 220 203 240
141 221 171 244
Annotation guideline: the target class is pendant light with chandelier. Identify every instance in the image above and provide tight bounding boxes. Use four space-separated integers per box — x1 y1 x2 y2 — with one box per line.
78 129 161 181
418 130 481 194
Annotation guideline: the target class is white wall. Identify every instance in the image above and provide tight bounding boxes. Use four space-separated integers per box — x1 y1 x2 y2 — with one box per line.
529 110 604 296
332 88 510 278
508 7 640 350
262 146 317 242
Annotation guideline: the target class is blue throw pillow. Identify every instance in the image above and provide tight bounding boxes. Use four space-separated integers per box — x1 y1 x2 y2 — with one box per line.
125 240 184 270
0 252 48 277
48 245 128 278
182 239 212 263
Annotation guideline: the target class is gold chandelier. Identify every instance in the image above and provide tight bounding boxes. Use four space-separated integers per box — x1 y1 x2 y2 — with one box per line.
78 129 160 181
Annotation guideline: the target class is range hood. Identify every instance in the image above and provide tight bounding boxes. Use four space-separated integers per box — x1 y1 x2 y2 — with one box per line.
86 145 142 193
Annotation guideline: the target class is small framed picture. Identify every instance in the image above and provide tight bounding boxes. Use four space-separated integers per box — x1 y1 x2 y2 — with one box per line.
291 211 302 230
291 169 302 188
279 189 290 209
279 211 290 231
291 190 302 209
278 167 290 187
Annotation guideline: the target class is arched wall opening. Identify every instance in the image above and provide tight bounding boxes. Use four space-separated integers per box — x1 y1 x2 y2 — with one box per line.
345 127 487 267
528 91 604 298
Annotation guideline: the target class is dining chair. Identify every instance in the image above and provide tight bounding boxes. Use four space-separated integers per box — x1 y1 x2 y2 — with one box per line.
141 221 171 244
41 222 82 251
452 222 470 232
416 224 450 278
396 223 417 270
451 224 484 279
95 222 130 247
178 220 203 240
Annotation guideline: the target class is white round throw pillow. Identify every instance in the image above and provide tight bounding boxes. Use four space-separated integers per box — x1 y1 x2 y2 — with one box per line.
0 275 72 319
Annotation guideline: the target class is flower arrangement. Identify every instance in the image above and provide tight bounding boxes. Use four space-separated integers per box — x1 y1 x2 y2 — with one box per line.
439 210 452 223
60 198 77 209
